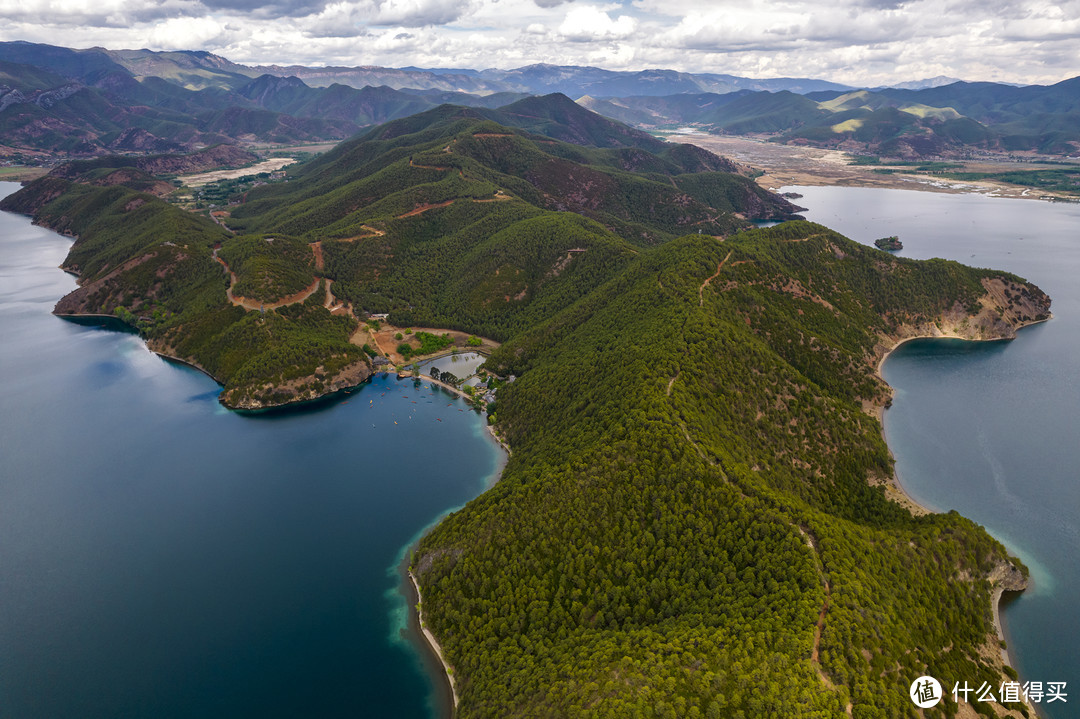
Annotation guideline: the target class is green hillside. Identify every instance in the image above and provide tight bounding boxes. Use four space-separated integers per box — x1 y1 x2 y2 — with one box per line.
3 98 800 399
415 224 1047 717
0 59 69 92
0 97 1051 718
584 79 1080 158
705 90 829 133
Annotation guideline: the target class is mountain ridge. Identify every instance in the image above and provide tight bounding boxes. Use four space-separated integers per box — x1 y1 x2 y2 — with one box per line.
4 42 1077 162
0 89 1048 718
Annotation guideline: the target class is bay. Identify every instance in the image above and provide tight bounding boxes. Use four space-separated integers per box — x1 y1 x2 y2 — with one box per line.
0 182 504 719
5 176 1076 718
793 185 1080 717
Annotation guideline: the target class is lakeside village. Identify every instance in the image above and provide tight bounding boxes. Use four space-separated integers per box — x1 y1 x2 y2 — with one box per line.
362 315 512 421
162 169 512 417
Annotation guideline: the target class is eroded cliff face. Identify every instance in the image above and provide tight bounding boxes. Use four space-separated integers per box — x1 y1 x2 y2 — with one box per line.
733 182 807 220
218 357 373 411
147 338 373 411
988 558 1028 594
53 250 172 315
876 276 1051 358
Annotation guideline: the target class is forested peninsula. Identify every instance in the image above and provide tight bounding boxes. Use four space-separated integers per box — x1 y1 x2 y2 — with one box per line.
1 95 1052 717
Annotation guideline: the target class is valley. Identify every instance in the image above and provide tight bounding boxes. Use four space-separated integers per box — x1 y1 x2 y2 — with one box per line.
677 133 1080 200
179 157 296 187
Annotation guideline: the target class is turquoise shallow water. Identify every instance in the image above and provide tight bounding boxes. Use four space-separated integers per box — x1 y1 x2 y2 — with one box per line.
0 183 503 718
793 185 1080 718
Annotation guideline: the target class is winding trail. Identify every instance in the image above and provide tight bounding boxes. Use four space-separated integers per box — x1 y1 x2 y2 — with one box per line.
408 159 452 171
398 200 455 218
666 371 680 396
699 250 734 306
212 248 323 311
335 224 386 242
394 191 512 219
208 210 235 235
798 525 853 716
408 156 464 178
474 190 511 203
784 232 827 244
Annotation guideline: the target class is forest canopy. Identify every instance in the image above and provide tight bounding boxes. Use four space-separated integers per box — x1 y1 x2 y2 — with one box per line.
0 95 1049 717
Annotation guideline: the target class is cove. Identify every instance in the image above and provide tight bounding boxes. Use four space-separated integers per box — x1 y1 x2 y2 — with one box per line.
793 185 1080 718
0 183 504 719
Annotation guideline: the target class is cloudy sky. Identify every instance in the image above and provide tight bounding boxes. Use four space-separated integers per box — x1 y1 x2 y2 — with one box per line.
1 0 1077 86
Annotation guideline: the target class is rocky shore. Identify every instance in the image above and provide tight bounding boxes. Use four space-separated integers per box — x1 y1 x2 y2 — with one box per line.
869 279 1049 719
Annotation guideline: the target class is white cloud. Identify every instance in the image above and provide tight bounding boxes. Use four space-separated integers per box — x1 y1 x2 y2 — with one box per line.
146 16 236 49
0 0 203 27
366 0 477 26
299 0 476 35
0 0 1076 85
558 6 637 41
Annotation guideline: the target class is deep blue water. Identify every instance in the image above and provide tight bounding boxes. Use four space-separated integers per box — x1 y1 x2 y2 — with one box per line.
4 178 1076 717
793 186 1080 718
0 183 504 718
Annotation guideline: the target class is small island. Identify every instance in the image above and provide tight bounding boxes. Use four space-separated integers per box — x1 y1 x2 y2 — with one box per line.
874 235 903 251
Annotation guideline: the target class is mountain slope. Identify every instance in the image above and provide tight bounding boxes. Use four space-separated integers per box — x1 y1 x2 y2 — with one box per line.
229 101 801 259
1 96 801 403
475 63 850 97
488 93 670 151
235 75 433 125
585 80 1080 157
0 96 1049 719
413 222 1046 717
0 61 361 154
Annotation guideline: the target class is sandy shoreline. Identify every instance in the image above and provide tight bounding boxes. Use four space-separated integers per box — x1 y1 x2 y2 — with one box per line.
406 372 511 454
873 320 1050 717
409 570 459 713
396 349 513 455
402 392 508 719
872 318 1052 514
399 369 509 717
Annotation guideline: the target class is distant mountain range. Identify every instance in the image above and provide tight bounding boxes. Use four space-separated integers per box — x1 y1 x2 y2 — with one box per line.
581 80 1080 157
874 76 963 91
0 41 854 97
2 41 1077 160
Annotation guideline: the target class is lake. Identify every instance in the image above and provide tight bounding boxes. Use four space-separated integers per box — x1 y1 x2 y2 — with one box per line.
4 178 1076 717
0 183 504 719
793 185 1080 717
